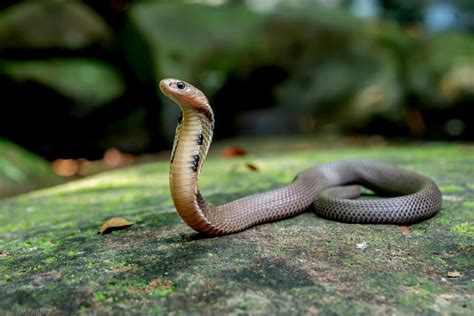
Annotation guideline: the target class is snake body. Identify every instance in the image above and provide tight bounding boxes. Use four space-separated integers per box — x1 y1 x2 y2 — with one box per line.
159 78 442 235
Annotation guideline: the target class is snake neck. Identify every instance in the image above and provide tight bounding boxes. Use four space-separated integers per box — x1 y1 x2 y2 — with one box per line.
168 105 318 235
169 106 217 233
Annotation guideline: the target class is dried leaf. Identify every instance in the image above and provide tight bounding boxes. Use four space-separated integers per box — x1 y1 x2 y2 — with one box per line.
51 159 79 177
245 162 259 172
229 162 260 174
447 271 461 278
220 146 247 158
399 226 411 235
98 217 134 235
103 148 135 169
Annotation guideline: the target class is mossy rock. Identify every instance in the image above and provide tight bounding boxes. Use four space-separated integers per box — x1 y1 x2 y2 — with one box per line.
0 143 472 314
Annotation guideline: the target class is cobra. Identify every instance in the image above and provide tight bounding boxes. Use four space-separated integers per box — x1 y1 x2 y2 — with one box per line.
159 78 442 236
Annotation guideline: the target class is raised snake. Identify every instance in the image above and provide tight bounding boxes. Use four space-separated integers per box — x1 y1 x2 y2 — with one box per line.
159 78 442 236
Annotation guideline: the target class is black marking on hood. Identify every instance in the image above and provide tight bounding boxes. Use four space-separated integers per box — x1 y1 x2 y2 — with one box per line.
197 134 204 145
191 154 200 172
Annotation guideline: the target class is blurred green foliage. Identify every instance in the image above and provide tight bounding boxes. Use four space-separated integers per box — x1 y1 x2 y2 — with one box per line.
0 1 111 50
130 2 265 83
0 0 472 160
0 139 62 197
1 59 125 110
408 33 474 107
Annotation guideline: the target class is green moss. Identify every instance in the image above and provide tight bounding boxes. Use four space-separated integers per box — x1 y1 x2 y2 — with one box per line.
435 217 450 224
399 288 434 310
366 274 444 312
452 223 474 237
0 143 472 314
274 249 286 257
142 306 163 314
412 228 426 236
463 201 474 208
439 185 464 193
0 272 11 283
43 257 56 264
449 252 474 270
342 258 356 267
148 285 177 298
94 292 108 302
430 255 448 268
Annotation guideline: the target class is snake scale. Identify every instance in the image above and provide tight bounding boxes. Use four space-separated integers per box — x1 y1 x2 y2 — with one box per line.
159 78 442 236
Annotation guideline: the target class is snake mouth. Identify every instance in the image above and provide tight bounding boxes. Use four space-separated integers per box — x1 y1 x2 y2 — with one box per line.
159 79 174 97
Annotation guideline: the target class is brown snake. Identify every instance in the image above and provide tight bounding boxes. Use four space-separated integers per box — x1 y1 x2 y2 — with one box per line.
159 78 442 235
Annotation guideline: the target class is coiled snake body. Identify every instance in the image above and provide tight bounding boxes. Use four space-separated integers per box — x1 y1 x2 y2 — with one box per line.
160 78 442 236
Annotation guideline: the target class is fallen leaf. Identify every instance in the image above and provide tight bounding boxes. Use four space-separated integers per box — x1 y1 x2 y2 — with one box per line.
229 161 260 174
98 217 134 235
103 148 135 169
220 146 247 158
245 162 259 172
399 226 411 235
51 159 79 177
447 271 461 278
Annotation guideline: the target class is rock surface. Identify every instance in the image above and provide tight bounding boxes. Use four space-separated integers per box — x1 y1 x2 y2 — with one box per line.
0 143 473 315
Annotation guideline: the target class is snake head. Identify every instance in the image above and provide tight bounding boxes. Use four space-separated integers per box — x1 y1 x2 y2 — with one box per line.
159 78 210 112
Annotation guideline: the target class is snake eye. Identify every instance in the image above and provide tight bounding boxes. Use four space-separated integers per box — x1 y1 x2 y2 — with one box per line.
176 81 186 90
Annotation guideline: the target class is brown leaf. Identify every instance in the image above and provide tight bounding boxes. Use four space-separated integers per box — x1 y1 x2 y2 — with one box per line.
103 148 135 169
98 217 134 235
228 162 260 174
245 162 259 172
447 271 461 278
399 226 411 235
51 159 79 177
220 146 247 158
